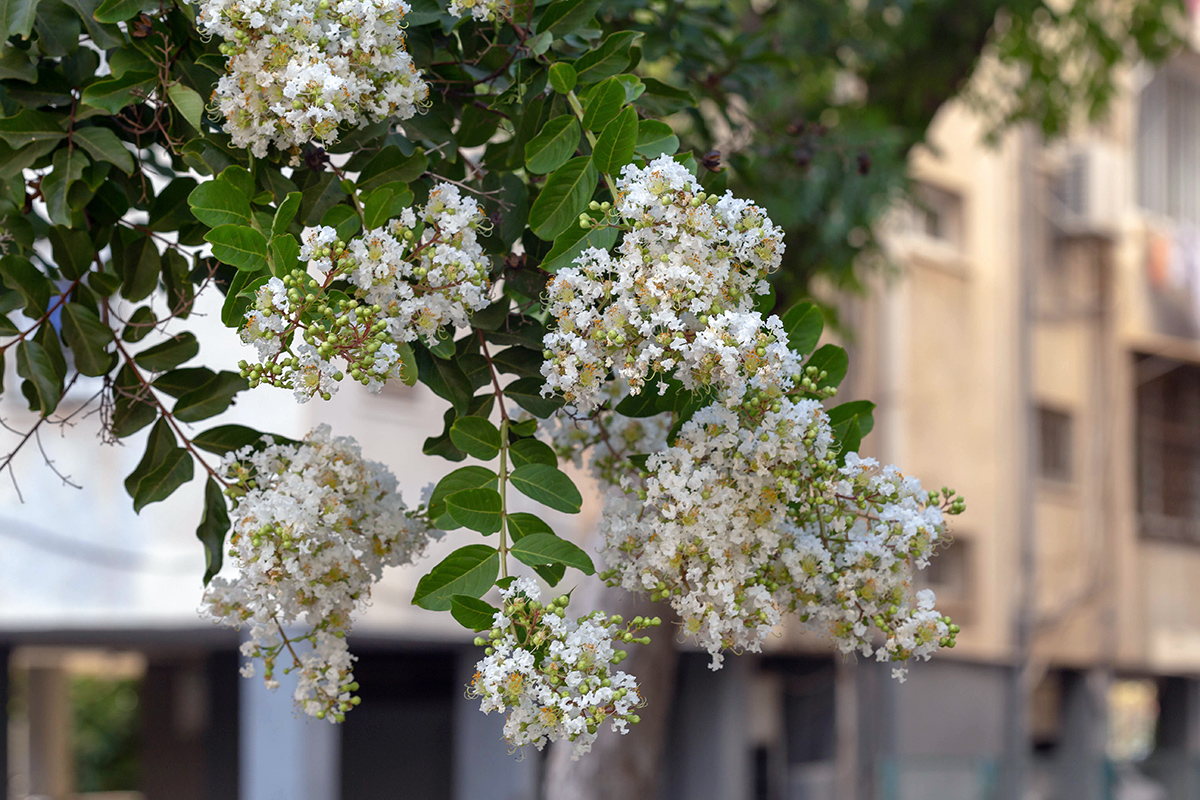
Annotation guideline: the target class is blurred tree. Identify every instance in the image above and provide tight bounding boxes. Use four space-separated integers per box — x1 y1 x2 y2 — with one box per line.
70 677 140 792
604 0 1187 304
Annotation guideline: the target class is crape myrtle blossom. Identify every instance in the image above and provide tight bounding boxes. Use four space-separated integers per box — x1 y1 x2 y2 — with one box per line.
200 0 429 156
595 392 963 671
541 156 787 412
201 426 436 721
238 183 493 402
468 578 659 757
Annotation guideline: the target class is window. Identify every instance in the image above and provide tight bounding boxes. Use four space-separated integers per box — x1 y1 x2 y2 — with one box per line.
1136 355 1200 542
1137 66 1200 225
1038 406 1074 482
918 537 973 624
897 183 965 249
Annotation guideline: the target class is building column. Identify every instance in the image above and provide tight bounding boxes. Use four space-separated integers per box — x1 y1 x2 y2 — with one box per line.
25 665 73 798
240 654 340 800
452 649 538 800
1149 677 1200 798
1055 669 1108 800
661 653 751 800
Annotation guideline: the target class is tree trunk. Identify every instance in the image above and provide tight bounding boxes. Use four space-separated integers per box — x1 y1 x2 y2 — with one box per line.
542 578 678 800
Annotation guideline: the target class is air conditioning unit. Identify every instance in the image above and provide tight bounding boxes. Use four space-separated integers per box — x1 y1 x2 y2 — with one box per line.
1052 142 1128 237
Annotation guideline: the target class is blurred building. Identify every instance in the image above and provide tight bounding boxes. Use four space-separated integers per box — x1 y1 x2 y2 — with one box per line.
12 30 1200 800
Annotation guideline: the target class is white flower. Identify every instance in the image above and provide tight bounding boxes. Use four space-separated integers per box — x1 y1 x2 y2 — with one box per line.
200 425 439 721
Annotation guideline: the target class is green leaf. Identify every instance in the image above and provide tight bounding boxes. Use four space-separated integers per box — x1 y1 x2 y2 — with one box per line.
491 346 544 379
510 463 582 513
412 545 500 611
362 187 394 230
428 465 497 524
573 31 641 85
782 302 823 356
192 424 266 455
397 342 417 386
414 345 473 414
73 126 134 174
805 344 848 390
0 109 64 148
118 236 160 302
506 512 564 584
271 191 302 238
321 204 360 243
123 417 174 497
42 146 88 227
449 416 502 461
111 363 155 437
1 0 42 38
188 180 253 228
120 306 155 342
16 339 61 416
509 437 557 467
0 45 35 81
47 226 92 279
152 367 216 398
548 62 577 94
524 115 581 175
445 487 503 534
828 400 875 462
167 83 204 130
505 376 564 418
205 225 268 272
358 145 427 191
80 71 155 114
510 532 594 575
92 0 148 22
270 233 299 276
0 254 52 315
196 477 230 585
450 595 499 631
581 78 625 131
535 0 600 36
592 106 638 174
60 301 115 376
635 119 679 158
529 156 597 241
133 332 197 372
173 371 248 422
131 447 193 513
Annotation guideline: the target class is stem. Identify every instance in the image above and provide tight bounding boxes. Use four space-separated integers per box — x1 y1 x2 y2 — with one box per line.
498 416 510 580
565 89 619 200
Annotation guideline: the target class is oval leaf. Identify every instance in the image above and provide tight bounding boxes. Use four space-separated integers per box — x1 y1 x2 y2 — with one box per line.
510 532 595 575
412 545 500 611
525 115 581 175
449 416 502 461
446 487 503 534
509 463 582 514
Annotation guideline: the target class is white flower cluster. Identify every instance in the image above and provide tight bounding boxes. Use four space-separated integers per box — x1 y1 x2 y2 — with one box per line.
201 425 437 721
200 0 429 156
238 183 493 402
468 578 657 758
541 155 787 412
446 0 510 21
596 395 961 670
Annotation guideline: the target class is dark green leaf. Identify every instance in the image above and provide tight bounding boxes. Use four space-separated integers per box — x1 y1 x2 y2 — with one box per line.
509 437 557 467
123 417 174 497
507 512 565 584
73 126 134 174
173 371 248 422
192 424 267 455
1 0 42 38
189 180 253 228
449 416 502 461
635 119 679 158
505 376 563 418
828 400 875 461
167 84 204 130
362 187 394 230
782 302 823 356
205 225 268 272
535 0 601 37
805 344 848 390
414 345 472 413
529 156 597 241
111 362 155 437
131 447 193 513
60 301 114 376
445 487 503 534
151 366 216 398
509 463 582 513
412 544 500 611
592 105 638 174
271 191 302 238
428 465 497 523
450 595 499 631
120 306 155 342
574 31 641 85
42 146 88 227
133 332 198 372
93 0 149 22
197 477 230 585
548 62 577 94
270 233 299 275
0 109 64 148
581 78 625 131
47 226 92 280
0 255 51 315
525 115 580 175
510 532 594 575
80 71 155 114
16 339 61 415
491 346 543 378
